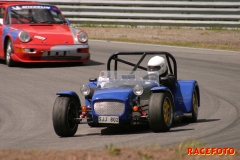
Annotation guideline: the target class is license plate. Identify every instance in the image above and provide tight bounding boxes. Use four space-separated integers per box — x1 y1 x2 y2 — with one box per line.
98 116 119 124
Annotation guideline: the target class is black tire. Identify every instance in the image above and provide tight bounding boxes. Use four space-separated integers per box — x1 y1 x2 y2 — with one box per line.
149 92 174 132
190 88 198 122
52 96 79 137
5 39 15 67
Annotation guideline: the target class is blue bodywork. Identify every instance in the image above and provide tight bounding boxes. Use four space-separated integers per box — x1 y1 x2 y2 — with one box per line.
174 80 200 113
91 87 137 124
2 26 21 48
56 79 200 124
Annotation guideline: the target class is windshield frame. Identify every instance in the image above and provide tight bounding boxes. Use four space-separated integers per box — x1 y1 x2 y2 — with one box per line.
97 70 160 89
6 4 66 24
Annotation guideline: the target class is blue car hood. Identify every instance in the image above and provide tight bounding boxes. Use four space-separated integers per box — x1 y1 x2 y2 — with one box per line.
92 87 133 101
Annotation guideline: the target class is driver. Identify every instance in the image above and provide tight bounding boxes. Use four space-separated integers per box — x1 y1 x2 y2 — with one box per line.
147 56 176 90
28 9 35 23
147 55 168 77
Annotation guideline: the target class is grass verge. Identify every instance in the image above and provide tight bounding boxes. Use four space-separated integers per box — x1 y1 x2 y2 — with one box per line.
80 26 240 51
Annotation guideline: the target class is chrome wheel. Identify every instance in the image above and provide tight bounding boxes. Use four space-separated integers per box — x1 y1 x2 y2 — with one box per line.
5 39 15 67
6 42 12 63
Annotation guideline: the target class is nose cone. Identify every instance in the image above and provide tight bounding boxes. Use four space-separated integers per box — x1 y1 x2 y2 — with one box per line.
92 88 133 101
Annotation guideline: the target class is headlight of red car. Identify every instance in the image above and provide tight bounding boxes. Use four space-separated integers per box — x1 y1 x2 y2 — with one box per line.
77 31 88 43
18 31 30 43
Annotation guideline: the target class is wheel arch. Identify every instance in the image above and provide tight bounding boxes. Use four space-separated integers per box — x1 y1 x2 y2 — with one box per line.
174 80 200 113
150 87 175 111
56 91 81 107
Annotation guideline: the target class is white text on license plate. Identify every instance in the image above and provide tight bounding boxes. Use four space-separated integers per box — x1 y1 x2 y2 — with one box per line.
98 116 119 124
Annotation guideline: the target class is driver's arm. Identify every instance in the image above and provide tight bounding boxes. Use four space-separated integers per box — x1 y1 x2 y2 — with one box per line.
160 74 176 90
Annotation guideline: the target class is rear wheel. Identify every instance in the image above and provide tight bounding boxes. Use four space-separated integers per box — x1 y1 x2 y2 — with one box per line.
5 39 15 67
190 89 198 122
183 88 199 123
52 96 79 137
149 92 174 132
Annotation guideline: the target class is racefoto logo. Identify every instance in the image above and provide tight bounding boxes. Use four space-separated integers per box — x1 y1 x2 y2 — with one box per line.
187 148 235 156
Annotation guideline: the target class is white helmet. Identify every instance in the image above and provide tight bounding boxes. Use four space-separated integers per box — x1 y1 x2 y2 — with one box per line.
147 56 167 76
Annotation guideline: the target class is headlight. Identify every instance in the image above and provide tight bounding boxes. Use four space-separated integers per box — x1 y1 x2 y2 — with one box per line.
133 85 143 96
18 31 30 42
80 84 90 96
77 31 88 43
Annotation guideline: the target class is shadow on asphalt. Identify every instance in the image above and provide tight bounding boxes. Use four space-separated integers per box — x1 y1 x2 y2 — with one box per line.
194 118 221 123
169 128 194 132
63 133 102 138
100 124 151 135
173 118 220 127
0 60 104 68
60 119 220 137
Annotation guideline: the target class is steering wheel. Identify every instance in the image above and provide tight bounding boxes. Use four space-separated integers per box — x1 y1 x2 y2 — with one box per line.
143 74 158 81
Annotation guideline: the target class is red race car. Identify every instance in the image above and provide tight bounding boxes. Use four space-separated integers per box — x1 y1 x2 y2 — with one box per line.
0 1 90 67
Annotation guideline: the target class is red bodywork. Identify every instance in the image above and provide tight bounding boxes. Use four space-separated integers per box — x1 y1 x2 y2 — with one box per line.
0 1 90 64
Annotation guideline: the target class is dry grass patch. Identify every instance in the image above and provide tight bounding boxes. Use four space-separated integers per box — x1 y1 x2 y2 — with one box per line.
80 27 240 51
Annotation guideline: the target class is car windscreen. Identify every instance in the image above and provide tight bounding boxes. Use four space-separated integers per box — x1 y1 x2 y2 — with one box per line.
6 5 66 24
97 70 159 88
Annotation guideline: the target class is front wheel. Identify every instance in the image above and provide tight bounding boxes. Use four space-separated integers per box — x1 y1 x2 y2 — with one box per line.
5 39 15 67
52 96 79 137
148 92 174 132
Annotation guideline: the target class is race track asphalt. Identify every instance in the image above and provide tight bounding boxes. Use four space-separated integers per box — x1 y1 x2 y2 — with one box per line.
0 40 239 150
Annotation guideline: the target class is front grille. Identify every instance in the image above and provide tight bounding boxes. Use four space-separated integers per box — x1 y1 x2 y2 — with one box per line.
94 101 124 115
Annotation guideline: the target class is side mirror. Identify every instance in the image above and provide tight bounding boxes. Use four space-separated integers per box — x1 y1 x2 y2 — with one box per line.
65 18 70 25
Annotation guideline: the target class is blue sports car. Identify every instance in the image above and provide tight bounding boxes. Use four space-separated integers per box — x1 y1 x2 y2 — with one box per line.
52 51 200 137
